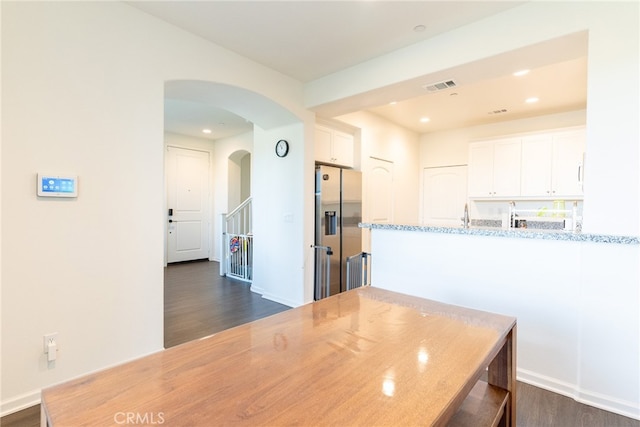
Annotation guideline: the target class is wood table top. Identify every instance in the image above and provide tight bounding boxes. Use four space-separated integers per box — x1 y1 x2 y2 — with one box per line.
42 287 516 426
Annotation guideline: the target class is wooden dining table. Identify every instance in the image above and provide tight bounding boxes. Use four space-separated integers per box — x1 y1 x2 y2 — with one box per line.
41 287 516 426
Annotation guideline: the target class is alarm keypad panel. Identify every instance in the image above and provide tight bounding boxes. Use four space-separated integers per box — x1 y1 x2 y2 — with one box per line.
37 174 78 198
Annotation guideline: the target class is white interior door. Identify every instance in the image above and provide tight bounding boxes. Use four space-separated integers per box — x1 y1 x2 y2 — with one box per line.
368 158 394 223
422 166 468 226
166 146 210 263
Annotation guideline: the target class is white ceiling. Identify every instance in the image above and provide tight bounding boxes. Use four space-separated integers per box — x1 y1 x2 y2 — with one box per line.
129 1 587 140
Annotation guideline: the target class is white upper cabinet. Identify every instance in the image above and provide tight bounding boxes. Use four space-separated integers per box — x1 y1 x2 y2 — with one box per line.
551 129 585 197
468 138 521 198
314 125 333 162
493 139 522 196
468 143 493 197
521 135 554 197
521 128 585 198
469 127 585 200
315 125 354 168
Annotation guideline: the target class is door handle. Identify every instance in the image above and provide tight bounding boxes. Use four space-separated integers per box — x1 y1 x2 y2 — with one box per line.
578 164 583 183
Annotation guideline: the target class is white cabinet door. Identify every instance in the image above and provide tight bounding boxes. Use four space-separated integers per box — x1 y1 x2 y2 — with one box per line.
469 127 585 201
468 143 494 197
332 130 354 167
314 125 333 164
552 129 585 197
314 125 355 168
521 135 553 197
492 139 521 196
520 129 585 198
468 139 520 198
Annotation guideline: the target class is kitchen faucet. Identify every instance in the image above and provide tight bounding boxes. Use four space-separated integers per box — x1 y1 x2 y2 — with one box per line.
462 203 470 228
509 201 516 228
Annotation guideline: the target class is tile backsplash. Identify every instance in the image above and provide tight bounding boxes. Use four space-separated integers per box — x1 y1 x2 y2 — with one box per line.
470 219 565 229
470 199 582 231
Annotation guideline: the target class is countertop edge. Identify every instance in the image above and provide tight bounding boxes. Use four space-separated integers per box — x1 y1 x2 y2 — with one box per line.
359 223 640 245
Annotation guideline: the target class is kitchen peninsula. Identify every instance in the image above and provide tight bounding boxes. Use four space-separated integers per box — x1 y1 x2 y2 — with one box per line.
361 222 639 419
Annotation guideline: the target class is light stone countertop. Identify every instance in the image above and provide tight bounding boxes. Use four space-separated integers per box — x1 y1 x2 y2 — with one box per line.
360 222 640 245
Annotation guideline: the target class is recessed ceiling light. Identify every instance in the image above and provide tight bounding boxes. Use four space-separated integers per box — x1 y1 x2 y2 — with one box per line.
420 117 430 123
389 101 397 105
414 24 426 32
513 69 530 77
202 129 212 134
525 97 539 104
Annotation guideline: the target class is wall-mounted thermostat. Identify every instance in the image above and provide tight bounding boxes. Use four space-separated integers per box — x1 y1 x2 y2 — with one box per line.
37 173 78 198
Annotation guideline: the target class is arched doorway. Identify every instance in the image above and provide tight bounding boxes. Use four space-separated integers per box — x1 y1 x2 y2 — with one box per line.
162 80 310 347
163 80 299 266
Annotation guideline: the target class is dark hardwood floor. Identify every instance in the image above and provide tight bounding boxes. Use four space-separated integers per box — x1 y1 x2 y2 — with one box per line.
516 382 639 427
2 260 638 426
163 259 290 348
0 404 40 427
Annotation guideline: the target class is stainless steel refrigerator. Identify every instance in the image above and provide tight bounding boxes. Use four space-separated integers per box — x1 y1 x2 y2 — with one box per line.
315 165 362 300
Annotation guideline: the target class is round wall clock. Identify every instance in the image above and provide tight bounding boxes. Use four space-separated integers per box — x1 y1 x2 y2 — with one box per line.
275 139 289 157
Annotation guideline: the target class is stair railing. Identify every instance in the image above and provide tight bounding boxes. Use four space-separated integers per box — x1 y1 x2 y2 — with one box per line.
221 197 253 282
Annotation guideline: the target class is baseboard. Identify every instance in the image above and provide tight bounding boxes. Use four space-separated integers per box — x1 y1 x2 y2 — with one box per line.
575 386 640 421
258 290 300 308
517 368 577 397
249 284 264 295
517 368 640 420
1 390 40 418
248 284 300 308
1 348 163 419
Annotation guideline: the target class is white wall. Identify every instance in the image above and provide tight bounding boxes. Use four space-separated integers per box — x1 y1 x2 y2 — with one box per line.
240 153 251 202
252 123 309 306
1 1 310 415
307 2 639 237
369 228 639 419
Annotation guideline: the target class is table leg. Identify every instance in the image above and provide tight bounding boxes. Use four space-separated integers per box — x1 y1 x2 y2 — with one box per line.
488 325 517 427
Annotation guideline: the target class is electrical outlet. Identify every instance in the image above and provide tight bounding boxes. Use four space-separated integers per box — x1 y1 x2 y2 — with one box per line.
43 333 58 353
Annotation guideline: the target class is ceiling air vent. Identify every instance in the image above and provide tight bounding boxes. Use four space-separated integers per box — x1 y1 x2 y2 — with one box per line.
422 79 457 93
